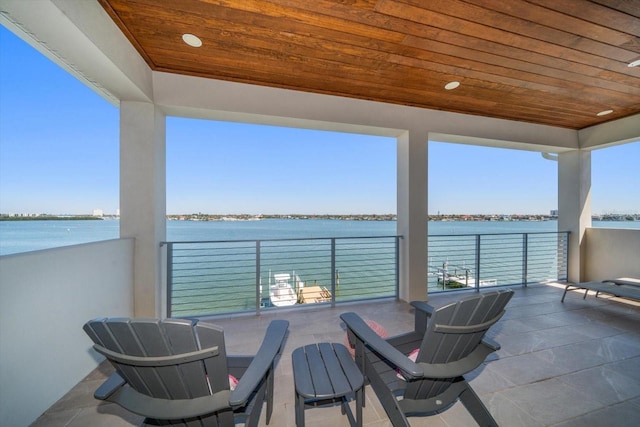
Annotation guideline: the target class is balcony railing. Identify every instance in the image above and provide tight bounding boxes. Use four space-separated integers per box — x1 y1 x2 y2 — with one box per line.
162 231 569 317
163 235 401 317
428 231 569 291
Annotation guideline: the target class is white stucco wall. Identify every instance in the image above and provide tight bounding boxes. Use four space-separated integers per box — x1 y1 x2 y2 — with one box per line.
0 239 135 427
583 228 640 281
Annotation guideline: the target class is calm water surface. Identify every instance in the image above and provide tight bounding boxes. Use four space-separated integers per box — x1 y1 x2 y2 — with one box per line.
3 218 637 315
0 218 638 256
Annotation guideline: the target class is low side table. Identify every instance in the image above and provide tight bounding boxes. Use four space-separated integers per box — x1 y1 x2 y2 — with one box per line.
292 342 364 427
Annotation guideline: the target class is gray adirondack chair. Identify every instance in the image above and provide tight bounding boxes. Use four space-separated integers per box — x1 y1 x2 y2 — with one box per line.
83 317 288 427
341 289 513 427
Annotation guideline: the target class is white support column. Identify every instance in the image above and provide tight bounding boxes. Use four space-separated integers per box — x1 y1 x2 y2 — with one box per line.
558 150 592 283
397 130 428 302
120 101 166 317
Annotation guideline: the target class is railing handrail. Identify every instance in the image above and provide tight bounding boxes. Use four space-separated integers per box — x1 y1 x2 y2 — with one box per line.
162 231 567 246
429 231 568 237
161 234 402 246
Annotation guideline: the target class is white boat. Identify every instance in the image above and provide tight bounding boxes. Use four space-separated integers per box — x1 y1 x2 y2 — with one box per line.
269 273 298 306
435 263 497 288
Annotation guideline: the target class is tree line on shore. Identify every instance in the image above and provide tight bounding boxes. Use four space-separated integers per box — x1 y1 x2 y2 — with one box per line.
2 213 638 222
0 215 101 221
168 213 558 221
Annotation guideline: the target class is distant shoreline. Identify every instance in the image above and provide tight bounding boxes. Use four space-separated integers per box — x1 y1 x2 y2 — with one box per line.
166 213 639 222
1 213 638 222
0 215 102 221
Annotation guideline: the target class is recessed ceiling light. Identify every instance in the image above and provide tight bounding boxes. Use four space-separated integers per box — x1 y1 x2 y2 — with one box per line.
596 109 613 117
444 81 460 90
629 59 640 67
182 33 202 47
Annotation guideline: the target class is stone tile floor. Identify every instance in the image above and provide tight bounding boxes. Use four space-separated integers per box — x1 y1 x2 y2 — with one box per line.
32 283 640 426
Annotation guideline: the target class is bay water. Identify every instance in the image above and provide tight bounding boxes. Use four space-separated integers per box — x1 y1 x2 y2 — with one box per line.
1 218 638 256
2 218 637 315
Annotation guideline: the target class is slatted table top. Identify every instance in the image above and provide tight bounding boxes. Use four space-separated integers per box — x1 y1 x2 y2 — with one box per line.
292 343 363 400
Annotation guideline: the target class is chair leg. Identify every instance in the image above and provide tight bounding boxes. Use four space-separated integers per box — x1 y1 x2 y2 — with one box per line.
295 392 305 427
459 385 498 427
355 387 363 427
266 368 274 423
366 369 410 427
246 380 268 427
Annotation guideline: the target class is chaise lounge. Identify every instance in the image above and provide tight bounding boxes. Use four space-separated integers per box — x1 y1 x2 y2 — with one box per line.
561 277 640 303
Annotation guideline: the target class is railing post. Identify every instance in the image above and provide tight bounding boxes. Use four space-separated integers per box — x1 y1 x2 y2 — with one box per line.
395 236 400 300
562 231 570 282
166 242 173 317
330 238 336 307
523 233 529 287
256 240 261 315
475 234 481 291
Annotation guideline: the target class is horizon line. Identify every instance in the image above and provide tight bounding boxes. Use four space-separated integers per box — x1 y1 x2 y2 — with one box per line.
4 212 639 218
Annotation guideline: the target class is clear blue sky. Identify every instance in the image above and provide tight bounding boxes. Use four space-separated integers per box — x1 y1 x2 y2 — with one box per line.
1 26 638 216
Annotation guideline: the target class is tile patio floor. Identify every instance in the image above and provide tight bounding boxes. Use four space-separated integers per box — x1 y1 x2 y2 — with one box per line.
32 283 640 426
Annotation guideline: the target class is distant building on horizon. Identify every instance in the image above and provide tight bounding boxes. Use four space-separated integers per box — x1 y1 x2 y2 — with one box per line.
92 209 104 217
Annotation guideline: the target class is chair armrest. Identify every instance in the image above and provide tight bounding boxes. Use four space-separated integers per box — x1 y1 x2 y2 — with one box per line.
341 312 422 379
229 319 289 407
341 312 500 380
481 335 501 351
94 372 126 400
410 301 434 335
410 301 435 317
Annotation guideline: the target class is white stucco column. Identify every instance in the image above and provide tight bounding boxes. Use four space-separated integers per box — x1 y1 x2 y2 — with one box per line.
558 150 591 283
120 101 166 317
397 130 428 302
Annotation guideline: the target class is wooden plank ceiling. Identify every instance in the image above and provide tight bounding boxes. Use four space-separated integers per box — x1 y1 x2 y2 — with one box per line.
99 0 640 130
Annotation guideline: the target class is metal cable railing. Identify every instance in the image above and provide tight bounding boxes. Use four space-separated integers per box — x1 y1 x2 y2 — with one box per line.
163 231 569 317
163 235 401 317
428 231 569 291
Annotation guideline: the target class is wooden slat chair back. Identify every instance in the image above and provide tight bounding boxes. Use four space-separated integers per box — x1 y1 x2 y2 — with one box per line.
341 289 513 427
406 290 512 402
85 318 227 394
84 318 289 427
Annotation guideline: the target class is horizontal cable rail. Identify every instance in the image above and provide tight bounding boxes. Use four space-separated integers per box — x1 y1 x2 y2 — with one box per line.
163 231 569 317
163 236 401 317
428 231 569 292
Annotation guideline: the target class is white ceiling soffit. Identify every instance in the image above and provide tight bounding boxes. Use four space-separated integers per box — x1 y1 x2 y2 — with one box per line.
0 0 152 105
153 71 579 149
428 132 578 154
578 113 640 150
